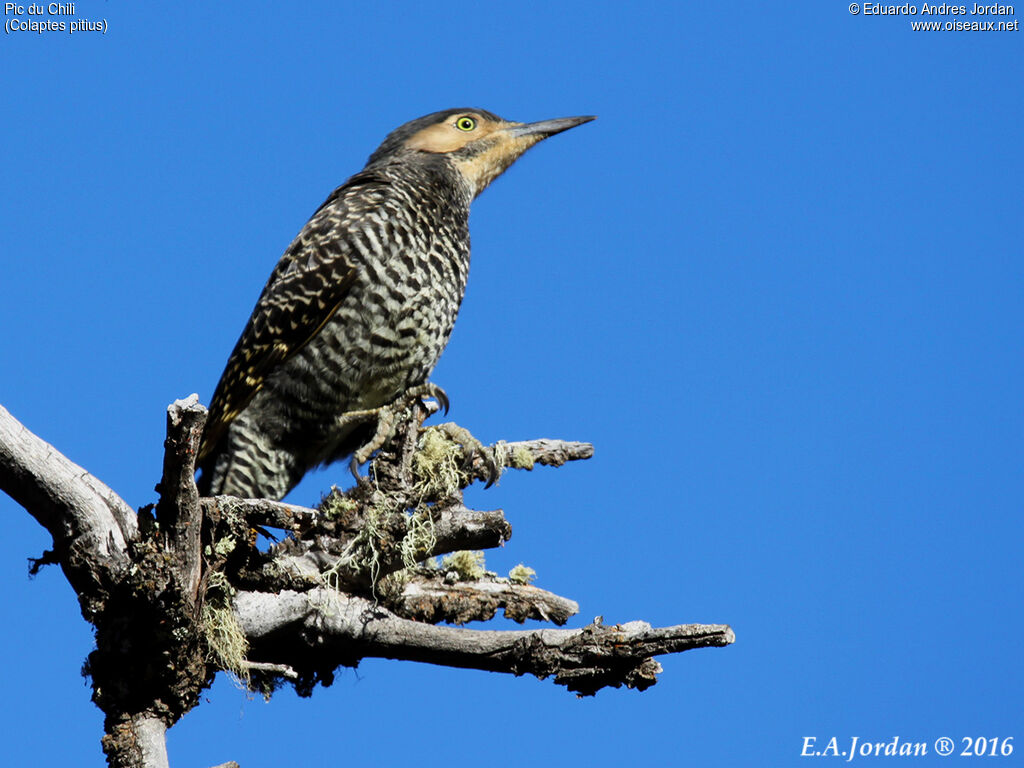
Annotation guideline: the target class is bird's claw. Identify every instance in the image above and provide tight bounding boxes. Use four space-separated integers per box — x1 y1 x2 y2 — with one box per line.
405 381 449 415
347 403 399 482
435 422 502 488
477 448 501 489
347 454 364 484
346 383 449 482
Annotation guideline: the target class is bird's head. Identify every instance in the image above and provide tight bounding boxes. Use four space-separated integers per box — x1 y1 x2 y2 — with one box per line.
366 109 595 197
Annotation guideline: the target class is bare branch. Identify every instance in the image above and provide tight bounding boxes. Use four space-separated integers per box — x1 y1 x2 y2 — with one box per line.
396 575 580 625
499 438 595 468
154 395 206 606
239 660 298 680
464 438 594 484
102 713 169 768
234 588 732 696
0 403 135 607
202 496 319 532
134 717 169 768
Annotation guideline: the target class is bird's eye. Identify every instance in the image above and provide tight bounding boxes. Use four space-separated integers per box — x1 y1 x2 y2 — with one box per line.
455 116 477 132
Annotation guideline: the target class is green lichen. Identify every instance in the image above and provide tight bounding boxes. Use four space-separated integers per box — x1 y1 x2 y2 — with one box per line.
201 570 249 686
324 494 389 591
442 550 486 581
320 487 359 520
508 563 537 585
214 536 237 557
322 423 504 595
400 505 436 571
511 445 535 470
376 568 411 603
413 427 463 499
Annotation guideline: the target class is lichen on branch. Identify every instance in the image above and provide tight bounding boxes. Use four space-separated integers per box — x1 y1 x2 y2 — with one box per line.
0 395 734 768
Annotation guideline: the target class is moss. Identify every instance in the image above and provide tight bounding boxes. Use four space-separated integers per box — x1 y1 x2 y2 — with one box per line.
319 487 359 521
508 563 537 585
400 505 436 571
321 487 438 596
511 445 535 470
376 569 411 603
323 494 390 592
413 427 463 499
200 570 249 686
322 423 498 595
214 536 237 557
442 550 486 581
482 439 508 486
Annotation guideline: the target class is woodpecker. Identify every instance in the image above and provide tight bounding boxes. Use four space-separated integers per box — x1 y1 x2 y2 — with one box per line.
197 108 595 500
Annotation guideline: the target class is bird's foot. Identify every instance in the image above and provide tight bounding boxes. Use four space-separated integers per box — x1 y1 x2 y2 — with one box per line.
345 383 451 482
403 381 449 415
347 405 397 482
433 422 502 488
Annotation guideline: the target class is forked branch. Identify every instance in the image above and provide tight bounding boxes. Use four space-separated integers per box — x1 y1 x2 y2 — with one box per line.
0 394 735 768
234 588 734 696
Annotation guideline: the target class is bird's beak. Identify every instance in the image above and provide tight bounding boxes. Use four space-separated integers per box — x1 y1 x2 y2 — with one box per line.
455 115 595 199
507 115 597 139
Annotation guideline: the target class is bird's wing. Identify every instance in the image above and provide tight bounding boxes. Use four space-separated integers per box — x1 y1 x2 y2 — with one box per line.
199 173 388 461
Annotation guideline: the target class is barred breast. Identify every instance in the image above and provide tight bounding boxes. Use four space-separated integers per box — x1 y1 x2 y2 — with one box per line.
203 161 471 499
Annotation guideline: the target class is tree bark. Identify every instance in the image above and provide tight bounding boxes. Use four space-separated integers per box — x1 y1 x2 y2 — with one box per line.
235 588 733 695
0 396 735 766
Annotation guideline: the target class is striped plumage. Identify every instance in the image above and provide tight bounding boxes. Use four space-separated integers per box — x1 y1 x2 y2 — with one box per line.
197 108 594 500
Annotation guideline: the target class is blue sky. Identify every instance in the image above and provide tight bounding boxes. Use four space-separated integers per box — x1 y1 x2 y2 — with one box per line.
2 2 1021 765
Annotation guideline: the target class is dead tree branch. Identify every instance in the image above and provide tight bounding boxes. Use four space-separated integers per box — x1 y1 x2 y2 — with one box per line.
1 394 734 767
201 497 319 534
0 404 135 615
234 588 733 696
397 574 581 625
155 394 206 608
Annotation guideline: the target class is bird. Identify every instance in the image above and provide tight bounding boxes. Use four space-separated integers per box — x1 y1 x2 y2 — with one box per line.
196 108 595 500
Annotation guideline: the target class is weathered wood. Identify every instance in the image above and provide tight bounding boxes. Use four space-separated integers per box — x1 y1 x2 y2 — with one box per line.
0 404 134 616
397 576 580 625
155 395 206 607
102 714 169 768
202 496 319 532
235 588 732 695
2 395 733 766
